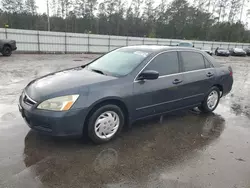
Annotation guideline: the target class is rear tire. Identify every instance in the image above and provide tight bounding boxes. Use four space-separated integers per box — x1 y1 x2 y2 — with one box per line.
199 87 220 113
87 104 124 144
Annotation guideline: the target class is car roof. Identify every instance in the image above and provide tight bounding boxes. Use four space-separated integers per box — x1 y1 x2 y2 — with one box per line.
121 45 200 53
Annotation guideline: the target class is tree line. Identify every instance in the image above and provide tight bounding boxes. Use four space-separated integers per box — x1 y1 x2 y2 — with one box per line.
0 0 250 43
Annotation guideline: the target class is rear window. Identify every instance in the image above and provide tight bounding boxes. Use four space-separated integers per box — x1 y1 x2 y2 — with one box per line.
180 52 205 71
179 43 193 47
204 52 220 67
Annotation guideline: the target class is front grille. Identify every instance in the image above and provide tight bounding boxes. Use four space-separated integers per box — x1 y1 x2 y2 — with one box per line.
23 93 37 106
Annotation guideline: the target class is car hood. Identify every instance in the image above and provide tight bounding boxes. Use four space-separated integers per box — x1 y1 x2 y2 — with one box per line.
25 67 116 102
234 49 245 53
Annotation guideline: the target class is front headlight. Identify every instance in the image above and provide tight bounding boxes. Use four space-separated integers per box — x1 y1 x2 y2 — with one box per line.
37 95 79 111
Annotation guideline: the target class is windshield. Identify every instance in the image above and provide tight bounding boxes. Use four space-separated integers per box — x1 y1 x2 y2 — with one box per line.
179 42 193 47
86 49 150 77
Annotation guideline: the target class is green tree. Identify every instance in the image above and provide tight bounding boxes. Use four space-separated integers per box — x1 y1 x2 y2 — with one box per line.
25 0 37 15
143 0 155 36
2 0 24 13
228 0 242 22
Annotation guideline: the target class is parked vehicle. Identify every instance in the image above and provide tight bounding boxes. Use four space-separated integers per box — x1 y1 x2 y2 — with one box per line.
230 48 247 56
244 48 250 56
0 39 17 56
215 47 230 56
19 46 233 144
201 47 213 56
177 42 194 47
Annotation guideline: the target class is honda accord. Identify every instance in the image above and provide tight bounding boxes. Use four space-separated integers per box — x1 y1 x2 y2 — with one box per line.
19 46 233 143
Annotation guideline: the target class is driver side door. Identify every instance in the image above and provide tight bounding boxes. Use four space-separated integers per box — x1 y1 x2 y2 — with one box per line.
133 51 185 119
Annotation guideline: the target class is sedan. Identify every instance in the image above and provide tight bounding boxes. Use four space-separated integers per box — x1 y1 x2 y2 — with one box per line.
19 46 233 144
215 47 230 56
230 48 247 56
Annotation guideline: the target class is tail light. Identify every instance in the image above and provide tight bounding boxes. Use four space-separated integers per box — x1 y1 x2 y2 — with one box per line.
228 66 233 76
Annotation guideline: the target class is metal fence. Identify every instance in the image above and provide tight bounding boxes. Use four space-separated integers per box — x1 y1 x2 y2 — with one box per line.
0 28 250 53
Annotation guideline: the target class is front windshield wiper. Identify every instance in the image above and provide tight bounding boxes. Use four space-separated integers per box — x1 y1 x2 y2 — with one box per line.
89 68 106 75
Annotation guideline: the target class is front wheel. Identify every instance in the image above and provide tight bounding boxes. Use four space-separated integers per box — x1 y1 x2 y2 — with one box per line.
199 87 220 113
2 46 12 56
87 104 125 144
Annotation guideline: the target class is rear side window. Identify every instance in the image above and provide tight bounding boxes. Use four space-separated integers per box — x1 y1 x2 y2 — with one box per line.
144 52 179 76
204 57 213 68
180 52 205 71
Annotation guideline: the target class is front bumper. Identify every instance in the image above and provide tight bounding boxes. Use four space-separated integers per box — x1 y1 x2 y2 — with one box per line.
19 97 87 137
10 41 17 51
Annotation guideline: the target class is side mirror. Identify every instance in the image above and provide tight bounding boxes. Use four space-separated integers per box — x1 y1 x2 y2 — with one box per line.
138 70 159 80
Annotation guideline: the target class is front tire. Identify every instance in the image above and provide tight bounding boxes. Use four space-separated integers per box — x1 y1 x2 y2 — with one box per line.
199 87 220 113
87 104 124 144
2 46 12 56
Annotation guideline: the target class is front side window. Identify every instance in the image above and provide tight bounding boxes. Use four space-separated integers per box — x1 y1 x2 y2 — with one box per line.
87 49 150 77
180 52 205 72
144 52 179 76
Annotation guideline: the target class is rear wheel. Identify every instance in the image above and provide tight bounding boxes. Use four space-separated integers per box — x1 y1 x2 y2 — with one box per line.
2 45 12 56
199 87 220 113
87 104 124 144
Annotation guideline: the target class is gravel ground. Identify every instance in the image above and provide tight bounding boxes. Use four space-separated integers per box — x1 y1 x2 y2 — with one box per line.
0 54 250 188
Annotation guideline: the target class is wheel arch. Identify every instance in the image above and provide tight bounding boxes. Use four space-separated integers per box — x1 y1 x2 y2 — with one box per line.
83 97 130 132
3 43 11 49
212 84 223 97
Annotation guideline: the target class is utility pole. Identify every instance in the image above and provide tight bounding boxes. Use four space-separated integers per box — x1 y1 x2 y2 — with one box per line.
47 0 50 31
240 0 245 22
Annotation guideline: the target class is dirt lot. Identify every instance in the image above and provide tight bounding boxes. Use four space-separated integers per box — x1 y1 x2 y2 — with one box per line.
0 54 250 188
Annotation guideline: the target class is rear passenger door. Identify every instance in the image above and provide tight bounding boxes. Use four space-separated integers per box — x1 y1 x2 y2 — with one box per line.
179 51 216 106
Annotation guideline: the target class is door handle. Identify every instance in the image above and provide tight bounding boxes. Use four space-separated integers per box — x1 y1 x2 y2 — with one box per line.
206 72 214 77
173 79 183 84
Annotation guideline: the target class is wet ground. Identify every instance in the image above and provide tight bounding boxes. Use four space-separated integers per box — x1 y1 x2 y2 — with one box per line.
0 54 250 188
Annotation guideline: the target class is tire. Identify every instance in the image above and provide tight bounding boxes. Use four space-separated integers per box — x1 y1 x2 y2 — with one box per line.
2 45 12 56
199 87 220 113
87 104 125 144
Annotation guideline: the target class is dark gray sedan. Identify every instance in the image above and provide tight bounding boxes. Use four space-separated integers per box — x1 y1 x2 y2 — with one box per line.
19 46 233 143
